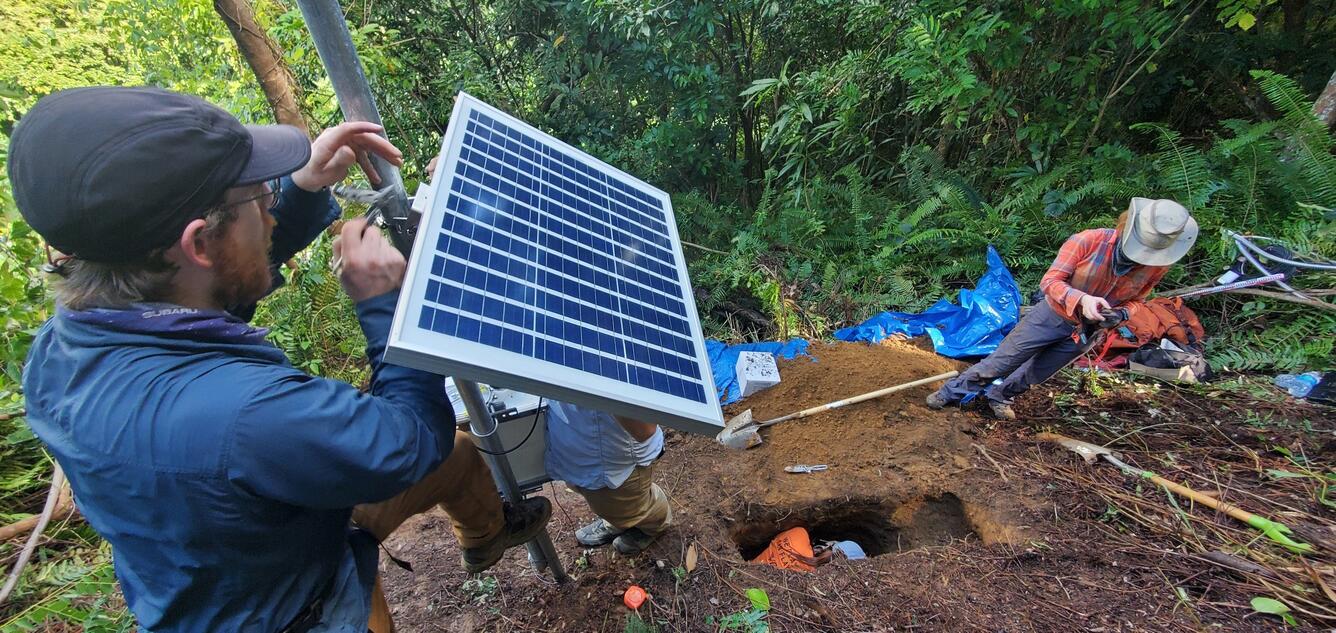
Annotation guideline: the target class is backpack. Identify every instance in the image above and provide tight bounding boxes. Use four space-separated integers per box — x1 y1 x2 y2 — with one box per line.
1127 343 1212 382
1105 297 1205 352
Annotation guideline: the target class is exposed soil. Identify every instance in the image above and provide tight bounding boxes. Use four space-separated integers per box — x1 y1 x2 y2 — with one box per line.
379 341 1335 632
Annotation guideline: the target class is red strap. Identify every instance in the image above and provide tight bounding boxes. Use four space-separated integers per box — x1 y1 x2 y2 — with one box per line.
1093 331 1117 365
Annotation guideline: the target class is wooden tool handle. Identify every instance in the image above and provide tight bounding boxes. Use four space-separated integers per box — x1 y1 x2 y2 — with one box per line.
756 370 959 429
1147 473 1256 524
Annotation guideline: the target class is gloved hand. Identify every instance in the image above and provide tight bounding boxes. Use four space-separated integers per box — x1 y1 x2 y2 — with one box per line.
1096 307 1129 329
1078 294 1112 322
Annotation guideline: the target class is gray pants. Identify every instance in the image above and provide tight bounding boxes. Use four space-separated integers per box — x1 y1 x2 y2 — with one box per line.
936 301 1089 406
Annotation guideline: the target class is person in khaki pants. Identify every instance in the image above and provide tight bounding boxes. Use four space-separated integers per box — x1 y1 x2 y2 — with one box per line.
543 401 672 554
352 429 516 633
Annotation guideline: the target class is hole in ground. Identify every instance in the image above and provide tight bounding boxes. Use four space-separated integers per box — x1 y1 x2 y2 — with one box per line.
730 494 979 561
891 493 974 549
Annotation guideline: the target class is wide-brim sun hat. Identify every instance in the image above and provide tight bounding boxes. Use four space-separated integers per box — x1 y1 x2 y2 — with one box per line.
1119 197 1198 267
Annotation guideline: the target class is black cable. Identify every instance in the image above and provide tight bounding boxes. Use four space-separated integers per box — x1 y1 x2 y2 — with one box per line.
474 396 544 456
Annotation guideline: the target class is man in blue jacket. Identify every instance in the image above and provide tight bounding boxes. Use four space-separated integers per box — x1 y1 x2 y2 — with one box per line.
10 87 550 632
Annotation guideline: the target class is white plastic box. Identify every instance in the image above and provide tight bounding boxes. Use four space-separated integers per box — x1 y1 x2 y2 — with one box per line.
736 351 781 398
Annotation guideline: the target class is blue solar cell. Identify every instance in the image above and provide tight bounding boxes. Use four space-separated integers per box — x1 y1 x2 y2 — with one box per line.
457 315 481 341
562 347 581 371
482 298 504 322
435 311 457 336
503 303 524 325
633 366 652 389
501 328 522 353
460 289 484 315
479 322 503 346
440 284 462 309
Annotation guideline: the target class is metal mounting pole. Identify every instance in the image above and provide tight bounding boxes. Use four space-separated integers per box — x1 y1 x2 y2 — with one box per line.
456 379 568 582
295 0 564 581
294 0 415 254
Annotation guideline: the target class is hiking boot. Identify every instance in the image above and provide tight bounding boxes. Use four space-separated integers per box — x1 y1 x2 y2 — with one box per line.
612 528 659 556
460 497 552 573
575 518 624 547
988 401 1017 421
924 391 949 410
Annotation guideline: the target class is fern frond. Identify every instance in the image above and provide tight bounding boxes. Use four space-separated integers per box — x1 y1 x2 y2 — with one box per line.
1251 70 1336 206
1132 122 1220 209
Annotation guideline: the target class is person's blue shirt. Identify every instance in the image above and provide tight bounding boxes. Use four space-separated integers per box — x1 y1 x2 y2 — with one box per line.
543 401 663 490
22 179 455 632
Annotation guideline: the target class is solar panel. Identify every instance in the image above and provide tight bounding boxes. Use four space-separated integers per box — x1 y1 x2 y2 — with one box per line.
386 92 723 435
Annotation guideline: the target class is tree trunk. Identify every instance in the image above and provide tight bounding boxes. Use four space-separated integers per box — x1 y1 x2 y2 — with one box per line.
213 0 309 132
1282 0 1308 40
1314 69 1336 131
739 105 762 210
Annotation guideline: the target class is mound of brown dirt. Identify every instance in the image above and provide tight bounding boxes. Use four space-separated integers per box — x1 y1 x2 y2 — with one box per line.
689 341 1029 558
728 340 967 506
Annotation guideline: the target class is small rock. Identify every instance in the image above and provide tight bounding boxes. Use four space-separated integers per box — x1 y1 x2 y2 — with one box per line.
656 560 665 569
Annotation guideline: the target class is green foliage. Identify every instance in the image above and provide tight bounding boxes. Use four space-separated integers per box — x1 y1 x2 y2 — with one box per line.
460 575 499 605
0 1 136 133
0 219 51 525
744 587 770 611
255 230 369 383
1207 312 1335 372
710 607 769 633
624 612 661 633
1250 596 1298 627
2 544 133 632
690 66 1335 371
105 0 270 119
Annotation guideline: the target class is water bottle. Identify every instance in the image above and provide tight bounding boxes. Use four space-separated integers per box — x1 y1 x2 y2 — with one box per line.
1274 372 1321 398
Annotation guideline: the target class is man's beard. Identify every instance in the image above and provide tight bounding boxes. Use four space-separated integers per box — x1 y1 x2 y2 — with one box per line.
212 241 273 312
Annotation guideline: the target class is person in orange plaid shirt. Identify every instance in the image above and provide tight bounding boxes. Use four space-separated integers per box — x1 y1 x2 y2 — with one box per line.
926 198 1198 420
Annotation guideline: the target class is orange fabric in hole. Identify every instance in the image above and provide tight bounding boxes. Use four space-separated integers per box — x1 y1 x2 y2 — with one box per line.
751 527 820 572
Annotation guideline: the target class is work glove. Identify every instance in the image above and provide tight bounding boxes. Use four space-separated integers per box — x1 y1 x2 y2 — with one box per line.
1096 307 1129 329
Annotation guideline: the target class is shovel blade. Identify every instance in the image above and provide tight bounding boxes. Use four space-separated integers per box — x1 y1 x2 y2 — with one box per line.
1035 432 1120 464
715 409 763 449
723 409 754 432
716 427 763 450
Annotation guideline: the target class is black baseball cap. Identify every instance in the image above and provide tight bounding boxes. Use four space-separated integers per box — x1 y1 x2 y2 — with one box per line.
8 86 311 263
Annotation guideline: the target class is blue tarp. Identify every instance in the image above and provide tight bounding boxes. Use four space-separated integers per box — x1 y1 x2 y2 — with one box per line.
832 245 1021 358
707 338 811 405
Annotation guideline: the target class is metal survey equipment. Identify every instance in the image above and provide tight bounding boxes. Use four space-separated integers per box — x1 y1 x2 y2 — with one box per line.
384 93 723 437
784 464 829 474
300 0 728 582
293 0 547 582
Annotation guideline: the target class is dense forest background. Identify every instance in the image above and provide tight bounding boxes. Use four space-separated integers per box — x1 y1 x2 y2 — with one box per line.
1 0 1334 628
